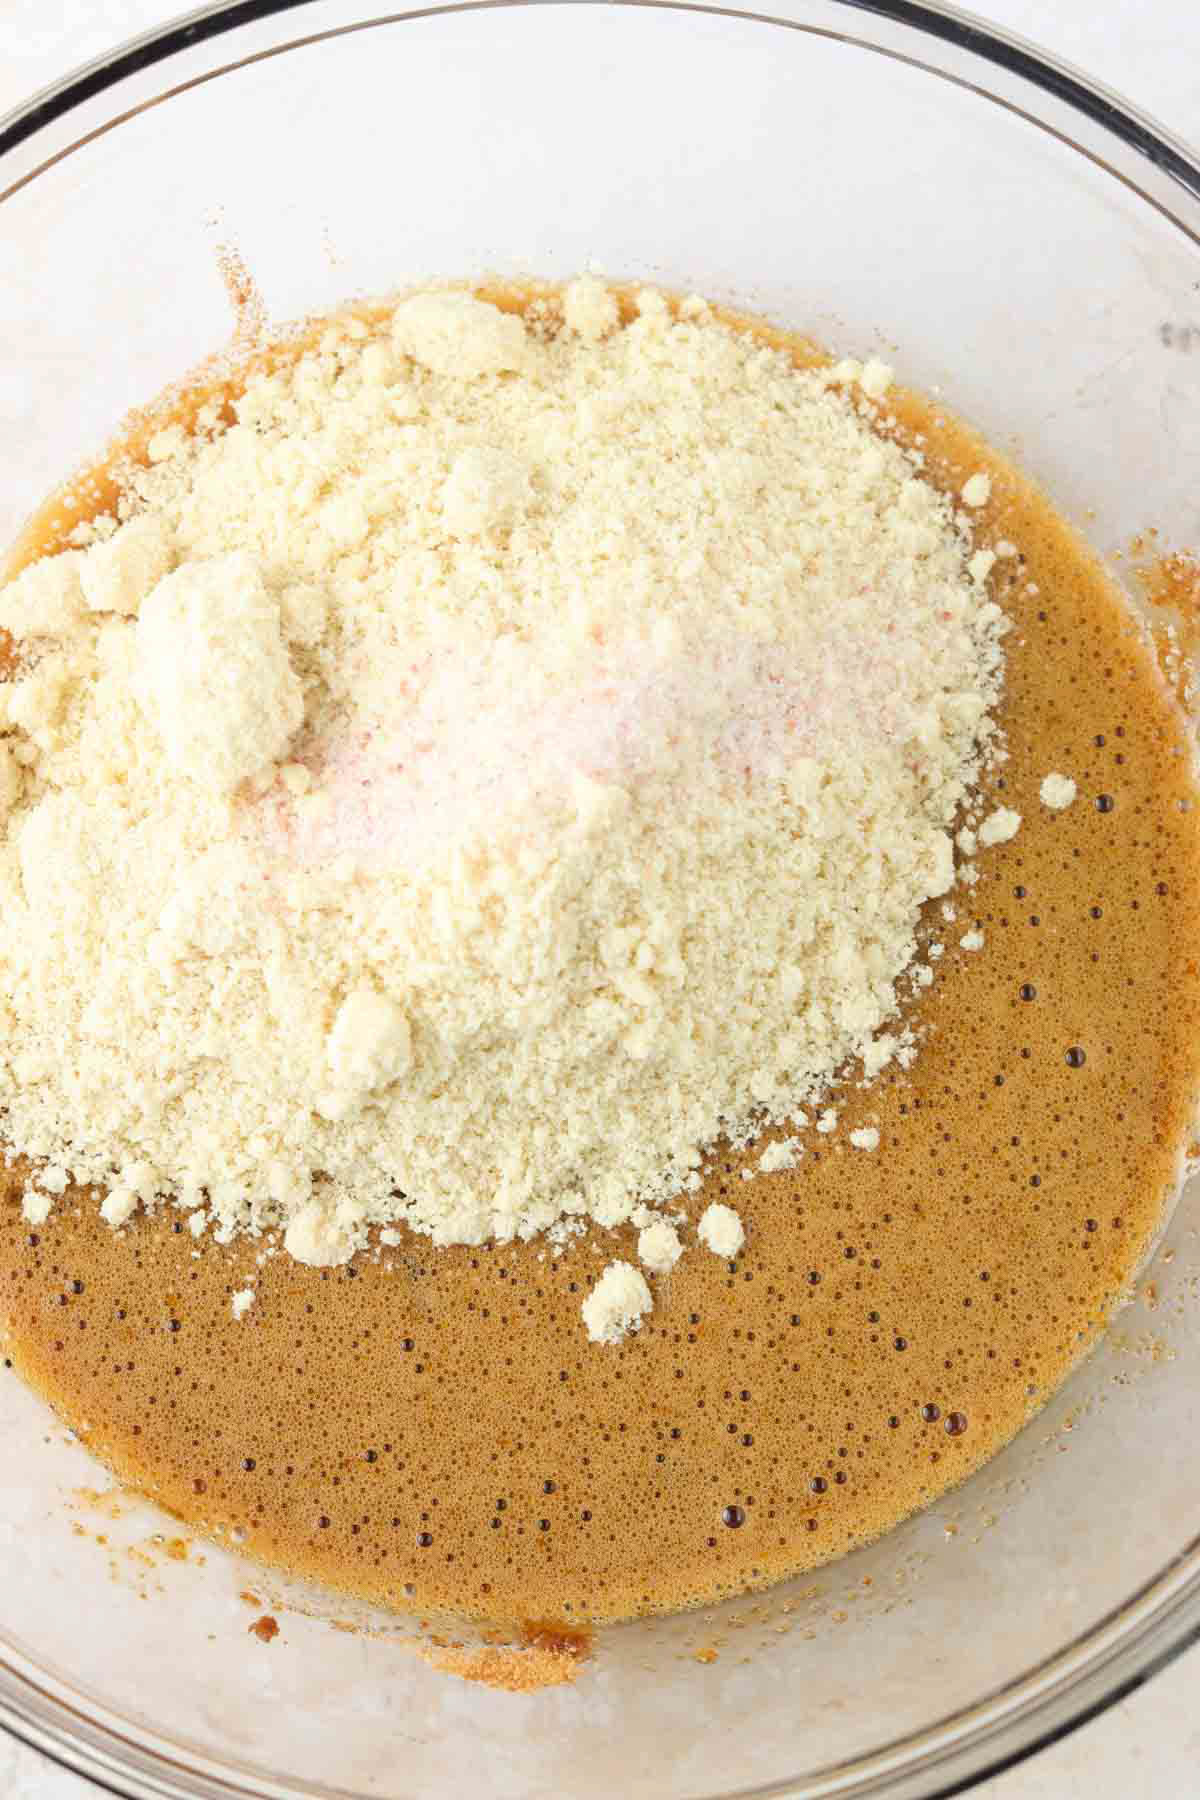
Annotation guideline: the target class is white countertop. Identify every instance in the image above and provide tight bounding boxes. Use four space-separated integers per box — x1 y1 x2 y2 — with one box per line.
1 1 1197 1794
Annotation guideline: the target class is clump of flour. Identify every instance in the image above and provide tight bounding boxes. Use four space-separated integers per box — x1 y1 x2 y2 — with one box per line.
0 282 1009 1303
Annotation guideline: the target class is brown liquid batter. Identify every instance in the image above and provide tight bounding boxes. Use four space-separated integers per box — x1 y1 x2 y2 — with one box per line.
2 296 1199 1629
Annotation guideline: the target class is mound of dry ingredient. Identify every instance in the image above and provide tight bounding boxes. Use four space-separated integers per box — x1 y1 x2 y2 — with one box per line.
0 281 1012 1326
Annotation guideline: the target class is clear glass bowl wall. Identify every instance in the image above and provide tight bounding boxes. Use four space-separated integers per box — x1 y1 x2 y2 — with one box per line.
1 3 1198 1797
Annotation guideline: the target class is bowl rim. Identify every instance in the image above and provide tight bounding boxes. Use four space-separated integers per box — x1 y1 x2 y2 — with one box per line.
0 3 1199 1797
3 0 1200 212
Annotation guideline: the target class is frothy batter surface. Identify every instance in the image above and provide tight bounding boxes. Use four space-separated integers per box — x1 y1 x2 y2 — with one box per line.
2 293 1198 1628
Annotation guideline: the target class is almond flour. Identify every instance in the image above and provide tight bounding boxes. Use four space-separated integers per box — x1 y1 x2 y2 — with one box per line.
0 283 1008 1296
1040 771 1077 810
580 1259 653 1345
978 806 1022 847
697 1202 747 1259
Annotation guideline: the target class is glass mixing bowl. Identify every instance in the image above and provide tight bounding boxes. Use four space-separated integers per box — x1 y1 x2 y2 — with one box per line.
1 2 1199 1795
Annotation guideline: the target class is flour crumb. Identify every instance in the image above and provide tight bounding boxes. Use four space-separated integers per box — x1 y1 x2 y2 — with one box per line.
0 552 86 639
21 1183 53 1226
978 806 1022 847
562 275 619 345
816 1109 838 1134
581 1260 653 1344
962 472 991 508
959 928 985 951
391 290 529 378
79 514 173 616
758 1137 801 1174
321 986 412 1119
231 1288 256 1322
99 1188 138 1229
848 1127 880 1151
147 425 187 464
442 447 529 538
637 1218 683 1274
1040 772 1077 811
283 1203 356 1268
859 359 893 400
8 658 68 744
697 1202 745 1258
135 554 301 792
636 288 670 327
280 762 311 796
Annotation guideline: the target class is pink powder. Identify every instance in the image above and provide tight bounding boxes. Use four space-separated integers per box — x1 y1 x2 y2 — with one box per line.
254 608 953 871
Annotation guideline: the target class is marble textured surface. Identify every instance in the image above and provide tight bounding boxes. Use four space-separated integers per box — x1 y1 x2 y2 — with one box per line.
0 0 1196 1794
